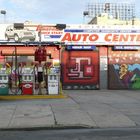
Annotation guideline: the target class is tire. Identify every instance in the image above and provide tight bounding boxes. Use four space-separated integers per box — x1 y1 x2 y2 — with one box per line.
30 38 35 42
5 35 10 41
14 34 20 42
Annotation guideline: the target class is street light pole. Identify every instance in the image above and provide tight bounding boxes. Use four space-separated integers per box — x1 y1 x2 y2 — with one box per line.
0 10 6 23
83 11 89 24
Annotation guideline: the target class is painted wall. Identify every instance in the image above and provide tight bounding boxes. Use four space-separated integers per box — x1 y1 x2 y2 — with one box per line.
108 47 140 89
61 50 99 89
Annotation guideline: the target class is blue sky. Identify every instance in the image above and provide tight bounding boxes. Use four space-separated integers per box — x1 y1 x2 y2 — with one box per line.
0 0 139 24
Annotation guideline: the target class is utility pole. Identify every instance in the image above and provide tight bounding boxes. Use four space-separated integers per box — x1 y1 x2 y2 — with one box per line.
38 25 42 95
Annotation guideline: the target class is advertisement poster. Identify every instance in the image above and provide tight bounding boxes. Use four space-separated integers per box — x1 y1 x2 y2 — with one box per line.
0 23 63 42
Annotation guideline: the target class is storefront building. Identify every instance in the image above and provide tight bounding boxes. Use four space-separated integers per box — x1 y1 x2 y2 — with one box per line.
0 23 140 90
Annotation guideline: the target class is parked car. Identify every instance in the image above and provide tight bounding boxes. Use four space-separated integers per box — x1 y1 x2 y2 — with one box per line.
5 23 36 42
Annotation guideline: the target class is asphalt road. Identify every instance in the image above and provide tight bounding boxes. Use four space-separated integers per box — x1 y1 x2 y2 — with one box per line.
1 128 140 140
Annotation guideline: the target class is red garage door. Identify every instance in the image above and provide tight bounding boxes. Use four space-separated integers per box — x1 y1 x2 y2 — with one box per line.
61 50 99 90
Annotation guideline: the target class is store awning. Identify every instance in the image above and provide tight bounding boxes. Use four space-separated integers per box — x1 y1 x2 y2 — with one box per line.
0 46 36 56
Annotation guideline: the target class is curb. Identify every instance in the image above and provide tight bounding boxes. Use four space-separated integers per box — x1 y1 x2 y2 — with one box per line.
0 126 140 133
0 125 98 131
0 94 67 100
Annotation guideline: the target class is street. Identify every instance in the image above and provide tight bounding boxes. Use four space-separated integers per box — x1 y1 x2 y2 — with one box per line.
1 128 140 140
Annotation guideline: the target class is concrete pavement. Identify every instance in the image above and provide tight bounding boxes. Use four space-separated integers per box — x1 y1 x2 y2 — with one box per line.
0 90 140 129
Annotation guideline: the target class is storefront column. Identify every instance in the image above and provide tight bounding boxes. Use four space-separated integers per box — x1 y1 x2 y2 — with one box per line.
99 46 108 89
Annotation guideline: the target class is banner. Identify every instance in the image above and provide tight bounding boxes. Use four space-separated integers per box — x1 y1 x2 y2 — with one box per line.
1 23 140 46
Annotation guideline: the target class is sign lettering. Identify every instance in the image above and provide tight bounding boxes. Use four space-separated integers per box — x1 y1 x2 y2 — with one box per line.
61 33 99 42
61 32 140 45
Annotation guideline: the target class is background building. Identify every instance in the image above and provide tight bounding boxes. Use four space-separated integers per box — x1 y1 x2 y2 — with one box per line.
88 12 140 25
83 2 139 25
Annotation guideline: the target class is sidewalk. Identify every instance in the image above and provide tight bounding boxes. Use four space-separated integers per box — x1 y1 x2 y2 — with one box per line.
0 90 140 130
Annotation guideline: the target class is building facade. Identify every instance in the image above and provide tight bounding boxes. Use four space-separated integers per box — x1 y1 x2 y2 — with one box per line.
0 23 140 90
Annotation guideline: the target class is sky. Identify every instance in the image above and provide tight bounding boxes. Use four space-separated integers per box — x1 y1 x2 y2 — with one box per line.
0 0 139 24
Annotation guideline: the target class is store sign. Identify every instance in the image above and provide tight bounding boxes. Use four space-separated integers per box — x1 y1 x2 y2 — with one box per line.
0 24 63 43
67 45 96 50
60 32 140 45
37 25 63 42
114 46 140 50
1 24 140 46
